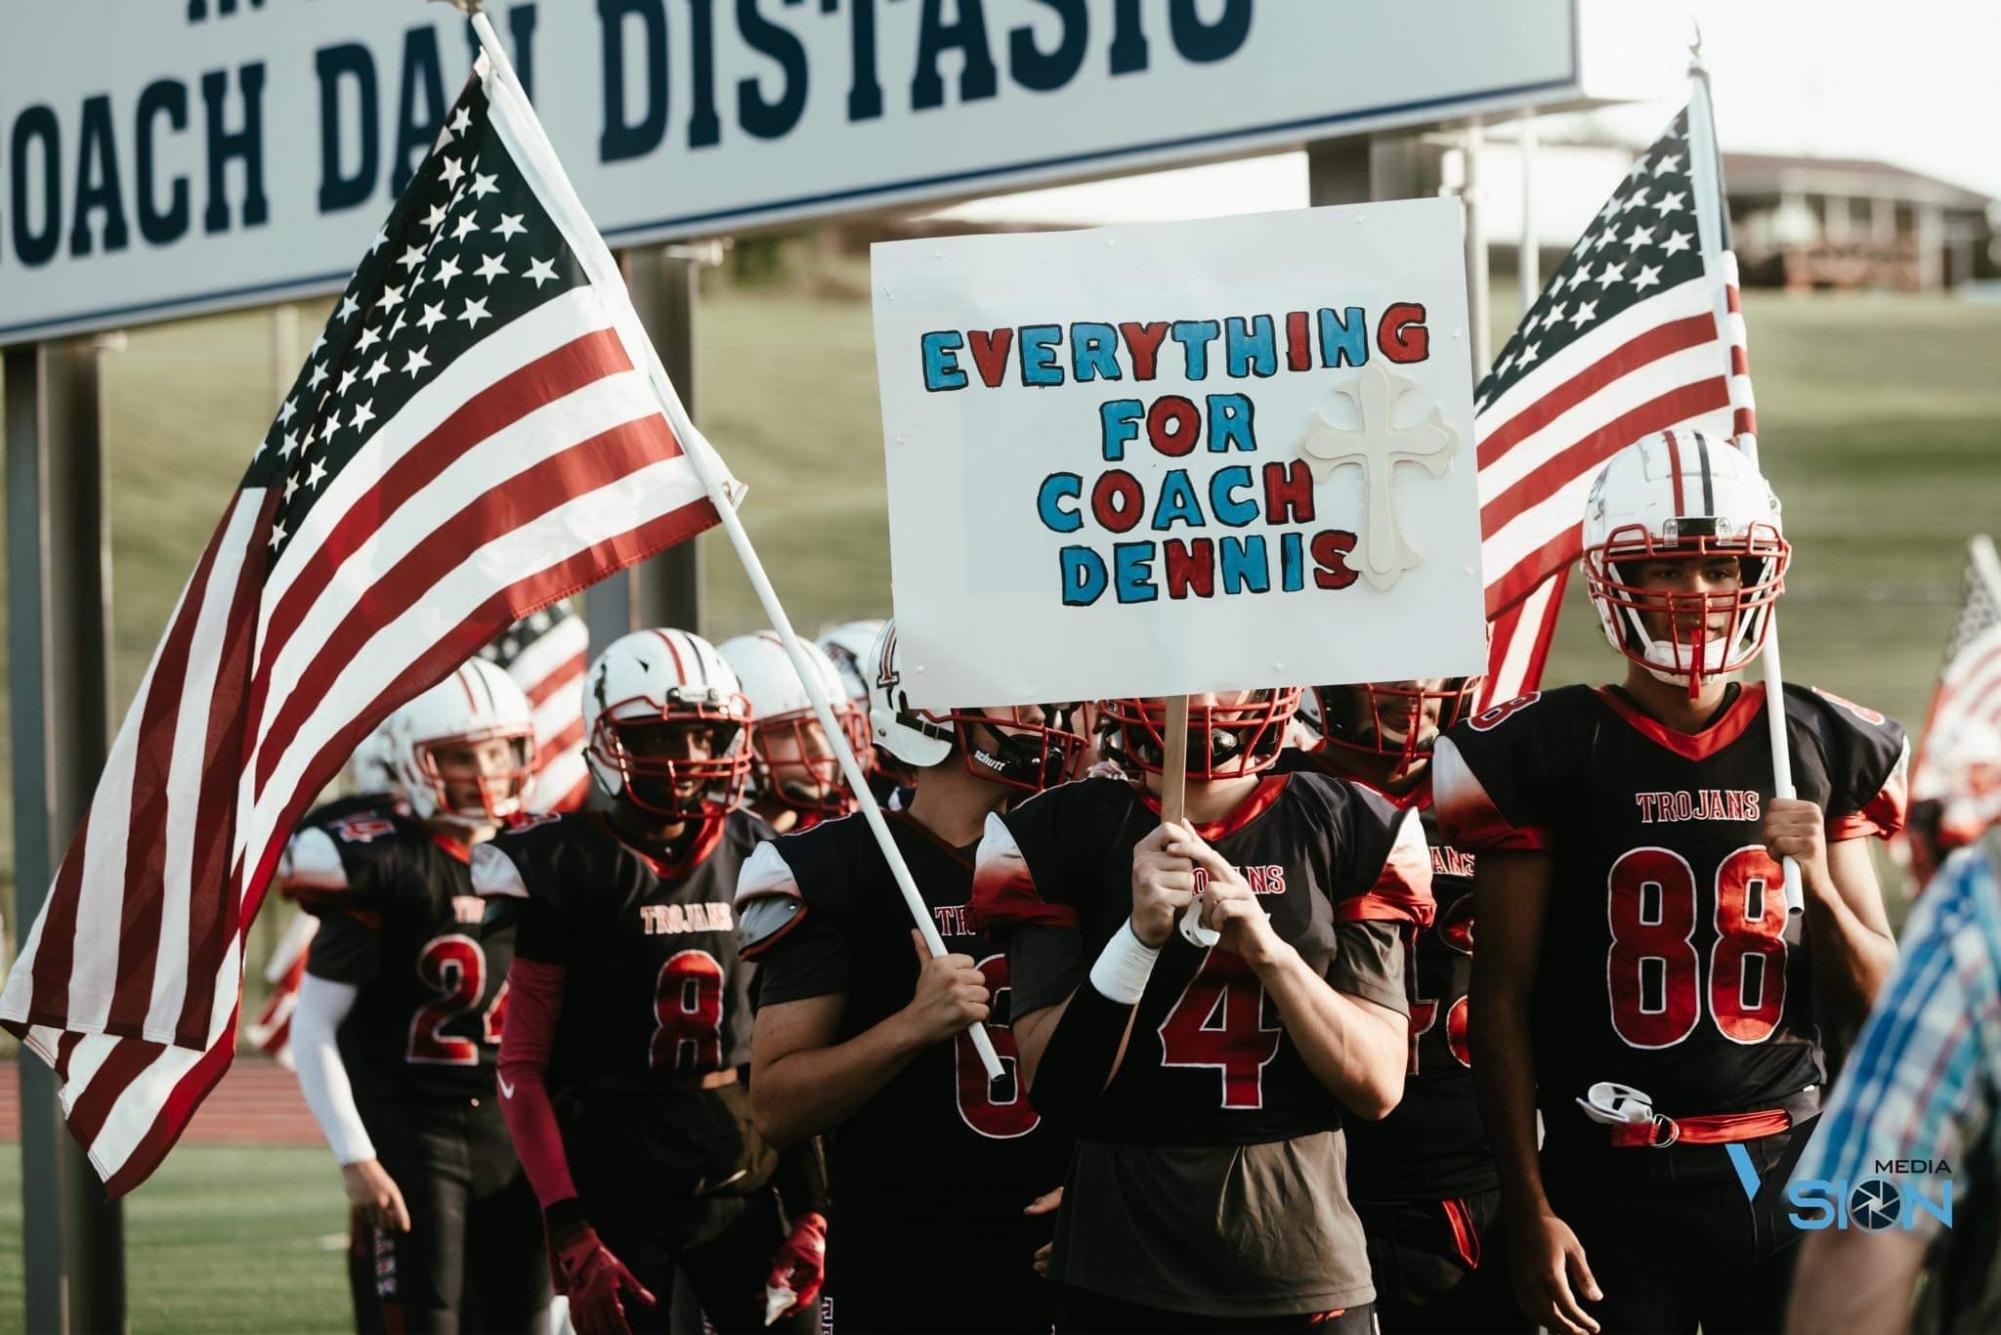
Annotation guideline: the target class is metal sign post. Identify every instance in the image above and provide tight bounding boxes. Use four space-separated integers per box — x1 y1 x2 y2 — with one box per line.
5 336 127 1334
585 243 713 647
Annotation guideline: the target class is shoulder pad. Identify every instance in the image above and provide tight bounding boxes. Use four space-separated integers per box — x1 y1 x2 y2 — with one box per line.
470 841 530 900
281 826 349 896
735 841 806 956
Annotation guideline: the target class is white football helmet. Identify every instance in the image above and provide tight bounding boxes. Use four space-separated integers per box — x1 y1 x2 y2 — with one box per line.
817 620 885 708
386 658 536 825
1582 431 1789 694
864 620 1083 792
342 721 400 796
583 628 753 820
717 632 868 817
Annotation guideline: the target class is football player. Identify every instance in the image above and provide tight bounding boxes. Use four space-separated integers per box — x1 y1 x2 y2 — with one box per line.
718 631 869 834
974 687 1434 1332
735 619 1084 1334
1291 680 1526 1332
284 659 549 1333
819 619 917 802
1436 431 1907 1335
474 629 826 1335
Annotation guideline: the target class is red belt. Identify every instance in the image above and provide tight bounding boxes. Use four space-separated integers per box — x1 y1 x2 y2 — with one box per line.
1607 1107 1792 1148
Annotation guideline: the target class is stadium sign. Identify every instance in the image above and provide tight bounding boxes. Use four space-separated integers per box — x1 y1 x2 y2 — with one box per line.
0 0 1668 345
873 200 1488 706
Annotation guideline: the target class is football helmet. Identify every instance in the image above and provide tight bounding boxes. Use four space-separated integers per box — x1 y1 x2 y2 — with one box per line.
584 628 753 820
386 658 536 825
865 619 1083 793
718 631 869 818
1101 689 1303 780
1313 678 1481 779
819 618 915 785
342 720 400 796
1582 430 1788 695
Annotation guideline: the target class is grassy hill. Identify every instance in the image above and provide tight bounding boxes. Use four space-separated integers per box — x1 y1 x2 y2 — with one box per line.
0 255 1996 908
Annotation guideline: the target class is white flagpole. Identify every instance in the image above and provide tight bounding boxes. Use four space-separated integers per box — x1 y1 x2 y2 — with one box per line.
1685 44 1804 918
465 9 1006 1078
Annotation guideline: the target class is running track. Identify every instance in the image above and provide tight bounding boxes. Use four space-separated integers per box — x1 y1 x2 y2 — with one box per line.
0 1056 320 1145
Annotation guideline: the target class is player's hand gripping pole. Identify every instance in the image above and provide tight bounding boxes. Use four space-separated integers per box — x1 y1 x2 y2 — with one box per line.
1161 697 1222 949
466 8 1006 1080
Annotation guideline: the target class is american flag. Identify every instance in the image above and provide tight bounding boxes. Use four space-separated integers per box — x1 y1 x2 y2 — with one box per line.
480 605 591 812
243 912 319 1069
1910 536 2001 806
1475 93 1755 704
0 56 738 1193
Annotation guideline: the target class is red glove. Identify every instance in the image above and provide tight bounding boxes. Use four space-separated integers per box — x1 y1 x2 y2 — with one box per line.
550 1220 656 1335
765 1210 829 1320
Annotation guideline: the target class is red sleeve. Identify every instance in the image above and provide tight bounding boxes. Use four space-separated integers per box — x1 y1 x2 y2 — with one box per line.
496 956 579 1211
1334 803 1437 931
1433 736 1552 852
1829 747 1911 842
970 811 1079 932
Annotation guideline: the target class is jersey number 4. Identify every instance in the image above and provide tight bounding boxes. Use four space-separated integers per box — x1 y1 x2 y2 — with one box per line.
1157 949 1281 1109
408 935 508 1066
1607 845 1787 1048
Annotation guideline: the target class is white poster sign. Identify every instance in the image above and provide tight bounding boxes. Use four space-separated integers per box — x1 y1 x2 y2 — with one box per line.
874 200 1488 707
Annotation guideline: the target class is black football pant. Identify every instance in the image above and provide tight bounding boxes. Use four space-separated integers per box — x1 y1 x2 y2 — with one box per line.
1355 1187 1531 1333
821 1199 1055 1334
350 1094 548 1334
1540 1118 1815 1335
1057 1288 1376 1334
594 1186 818 1335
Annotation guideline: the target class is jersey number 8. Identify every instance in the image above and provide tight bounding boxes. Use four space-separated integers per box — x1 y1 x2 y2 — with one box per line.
1607 845 1787 1048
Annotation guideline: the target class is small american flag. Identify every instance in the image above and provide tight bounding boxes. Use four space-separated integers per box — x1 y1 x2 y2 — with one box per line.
1910 536 2001 806
1475 93 1755 705
0 56 738 1193
480 605 591 813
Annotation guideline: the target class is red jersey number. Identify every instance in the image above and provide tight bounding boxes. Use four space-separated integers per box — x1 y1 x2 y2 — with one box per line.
1157 949 1281 1109
1606 845 1787 1048
651 949 725 1074
408 934 489 1066
954 954 1040 1141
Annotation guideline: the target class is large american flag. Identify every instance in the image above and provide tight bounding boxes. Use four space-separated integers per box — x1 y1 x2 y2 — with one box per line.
481 605 591 812
0 56 738 1193
1475 94 1756 704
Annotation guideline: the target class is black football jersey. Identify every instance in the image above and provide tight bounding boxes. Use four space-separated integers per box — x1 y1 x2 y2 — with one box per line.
1343 795 1495 1204
972 773 1432 1145
289 807 517 1103
735 810 1073 1218
1436 682 1908 1126
478 810 768 1087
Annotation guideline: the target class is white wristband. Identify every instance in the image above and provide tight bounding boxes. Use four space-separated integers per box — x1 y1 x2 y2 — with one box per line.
1088 919 1162 1006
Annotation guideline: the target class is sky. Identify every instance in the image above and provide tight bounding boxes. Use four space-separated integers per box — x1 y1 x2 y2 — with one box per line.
938 0 2001 227
1616 0 2001 199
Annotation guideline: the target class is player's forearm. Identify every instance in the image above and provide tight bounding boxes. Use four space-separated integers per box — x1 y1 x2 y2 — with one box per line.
1470 982 1549 1219
752 1016 933 1148
1784 1228 1924 1334
290 974 376 1166
495 957 581 1211
1254 942 1404 1119
1803 848 1897 1022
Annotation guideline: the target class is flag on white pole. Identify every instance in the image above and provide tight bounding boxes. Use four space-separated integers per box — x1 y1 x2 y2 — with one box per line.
1474 100 1753 705
0 55 740 1194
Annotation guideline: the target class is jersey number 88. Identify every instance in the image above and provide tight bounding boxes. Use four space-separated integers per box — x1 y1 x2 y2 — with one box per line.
1606 845 1787 1048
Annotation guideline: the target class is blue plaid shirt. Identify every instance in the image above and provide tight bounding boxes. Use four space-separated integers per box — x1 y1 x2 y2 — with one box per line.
1790 841 2001 1236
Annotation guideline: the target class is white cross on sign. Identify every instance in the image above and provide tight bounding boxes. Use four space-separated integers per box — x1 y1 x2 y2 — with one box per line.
1297 363 1459 591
